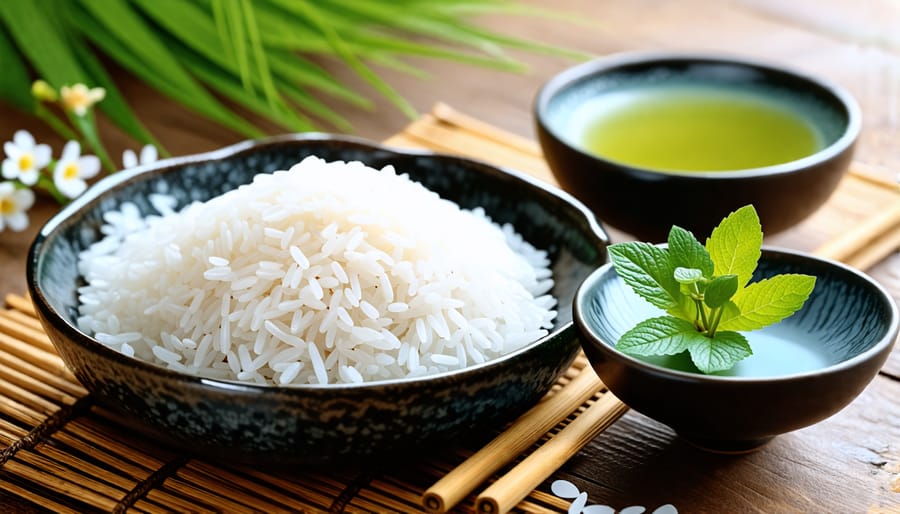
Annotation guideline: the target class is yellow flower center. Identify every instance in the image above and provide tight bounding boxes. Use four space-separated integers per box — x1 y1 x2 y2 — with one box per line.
0 198 14 215
18 154 34 171
64 90 88 111
63 163 79 180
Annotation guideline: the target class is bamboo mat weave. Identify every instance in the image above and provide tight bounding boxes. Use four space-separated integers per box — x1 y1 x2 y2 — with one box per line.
1 104 898 513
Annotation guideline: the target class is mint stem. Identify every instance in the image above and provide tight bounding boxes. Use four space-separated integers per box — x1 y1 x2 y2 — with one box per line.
695 299 710 332
708 307 725 337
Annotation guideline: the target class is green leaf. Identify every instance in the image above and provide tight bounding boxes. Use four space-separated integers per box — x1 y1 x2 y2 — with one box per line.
686 331 752 373
608 242 680 311
275 0 418 119
704 274 739 309
0 1 88 88
674 267 703 285
717 274 816 331
179 48 316 132
241 0 279 109
706 205 762 288
668 225 714 278
70 4 264 139
616 316 697 357
0 26 34 111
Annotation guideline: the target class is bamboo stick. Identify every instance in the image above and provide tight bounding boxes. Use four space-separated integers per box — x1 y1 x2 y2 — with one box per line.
1 459 120 511
0 361 78 407
0 478 84 514
183 461 300 514
0 311 56 353
0 331 72 379
843 226 900 271
813 202 900 266
431 103 543 157
2 308 45 332
402 115 556 183
5 294 36 317
475 393 629 514
421 367 606 513
848 162 900 190
0 350 86 397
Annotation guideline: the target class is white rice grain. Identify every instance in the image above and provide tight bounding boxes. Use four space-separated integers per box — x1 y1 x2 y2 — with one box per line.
76 156 557 385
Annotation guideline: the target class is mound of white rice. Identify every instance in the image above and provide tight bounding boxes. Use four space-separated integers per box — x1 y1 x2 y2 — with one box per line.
76 156 557 385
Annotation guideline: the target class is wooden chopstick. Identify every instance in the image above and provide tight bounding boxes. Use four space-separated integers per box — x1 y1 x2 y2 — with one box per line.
421 366 606 513
813 202 900 267
431 103 543 158
474 393 629 514
844 225 900 271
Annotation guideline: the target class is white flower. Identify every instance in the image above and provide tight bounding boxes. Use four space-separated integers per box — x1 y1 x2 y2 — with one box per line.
122 144 159 169
60 84 106 116
0 181 35 232
2 130 51 186
53 141 100 199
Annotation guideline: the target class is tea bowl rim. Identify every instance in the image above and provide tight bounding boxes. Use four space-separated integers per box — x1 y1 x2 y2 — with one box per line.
534 50 862 179
573 245 899 384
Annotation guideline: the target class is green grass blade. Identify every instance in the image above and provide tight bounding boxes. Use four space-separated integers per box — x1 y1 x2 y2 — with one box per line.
223 0 252 94
135 0 368 110
182 50 316 133
278 83 354 132
70 5 263 138
321 0 507 57
0 1 88 88
210 0 236 72
0 22 35 111
77 0 231 105
266 51 372 109
241 0 279 108
275 0 417 118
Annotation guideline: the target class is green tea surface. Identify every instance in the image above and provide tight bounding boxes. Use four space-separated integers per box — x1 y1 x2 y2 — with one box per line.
575 85 824 171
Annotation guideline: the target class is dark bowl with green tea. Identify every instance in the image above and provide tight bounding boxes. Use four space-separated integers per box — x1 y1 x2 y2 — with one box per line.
535 52 861 242
574 247 898 453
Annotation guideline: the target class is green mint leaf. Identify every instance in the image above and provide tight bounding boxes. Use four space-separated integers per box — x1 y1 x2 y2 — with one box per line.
705 205 762 288
674 267 703 285
704 274 739 309
616 316 698 356
608 242 680 310
686 331 752 373
668 225 714 278
717 274 816 331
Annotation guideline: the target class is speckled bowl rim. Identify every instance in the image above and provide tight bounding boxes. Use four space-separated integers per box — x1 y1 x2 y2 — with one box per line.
574 245 899 384
534 50 862 178
27 133 609 394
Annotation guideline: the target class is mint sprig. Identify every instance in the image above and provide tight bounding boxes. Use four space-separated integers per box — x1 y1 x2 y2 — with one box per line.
607 205 816 374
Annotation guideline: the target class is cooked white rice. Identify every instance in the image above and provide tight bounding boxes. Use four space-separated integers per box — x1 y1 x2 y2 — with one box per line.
76 156 557 385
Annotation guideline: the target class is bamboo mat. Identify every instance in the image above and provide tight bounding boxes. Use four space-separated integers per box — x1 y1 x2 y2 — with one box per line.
1 104 898 513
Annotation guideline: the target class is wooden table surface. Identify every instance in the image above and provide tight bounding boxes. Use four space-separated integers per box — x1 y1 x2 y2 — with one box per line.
2 1 899 512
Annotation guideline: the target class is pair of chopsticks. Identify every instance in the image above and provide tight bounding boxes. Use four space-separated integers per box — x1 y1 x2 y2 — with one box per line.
814 201 900 270
421 169 899 514
815 164 900 269
421 362 627 513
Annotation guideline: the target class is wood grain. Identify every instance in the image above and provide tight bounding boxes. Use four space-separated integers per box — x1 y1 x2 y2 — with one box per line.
1 1 899 512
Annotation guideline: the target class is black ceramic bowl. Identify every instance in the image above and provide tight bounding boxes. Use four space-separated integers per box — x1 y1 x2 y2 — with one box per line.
574 247 898 452
27 134 609 466
535 52 861 242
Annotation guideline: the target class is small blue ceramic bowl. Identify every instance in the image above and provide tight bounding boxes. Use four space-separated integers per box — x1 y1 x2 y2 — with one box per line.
27 134 609 466
575 247 898 452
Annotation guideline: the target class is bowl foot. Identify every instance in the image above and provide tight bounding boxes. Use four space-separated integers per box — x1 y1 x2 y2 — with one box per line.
679 434 775 454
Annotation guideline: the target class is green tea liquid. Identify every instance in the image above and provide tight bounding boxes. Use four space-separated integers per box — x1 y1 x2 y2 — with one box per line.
574 85 824 171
